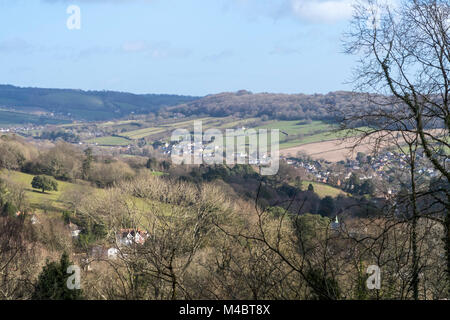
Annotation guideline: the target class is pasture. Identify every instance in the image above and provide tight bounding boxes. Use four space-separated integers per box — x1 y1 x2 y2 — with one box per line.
301 180 348 198
86 136 131 146
0 171 89 214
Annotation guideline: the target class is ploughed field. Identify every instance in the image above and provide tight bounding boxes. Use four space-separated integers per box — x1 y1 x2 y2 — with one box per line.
280 129 447 161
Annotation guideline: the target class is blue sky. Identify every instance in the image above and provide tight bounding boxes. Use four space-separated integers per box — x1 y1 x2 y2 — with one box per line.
0 0 358 96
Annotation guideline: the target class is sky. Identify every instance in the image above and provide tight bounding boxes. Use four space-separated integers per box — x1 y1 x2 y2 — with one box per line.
0 0 360 96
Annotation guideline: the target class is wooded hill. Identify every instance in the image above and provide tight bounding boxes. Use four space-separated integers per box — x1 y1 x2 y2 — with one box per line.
163 90 375 121
0 85 382 124
0 85 199 122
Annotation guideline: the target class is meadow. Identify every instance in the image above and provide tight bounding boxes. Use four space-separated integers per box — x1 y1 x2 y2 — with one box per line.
85 136 131 146
0 171 86 215
301 180 348 198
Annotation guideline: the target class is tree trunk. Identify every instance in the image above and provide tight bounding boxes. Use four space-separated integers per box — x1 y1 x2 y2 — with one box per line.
410 151 419 300
445 197 450 299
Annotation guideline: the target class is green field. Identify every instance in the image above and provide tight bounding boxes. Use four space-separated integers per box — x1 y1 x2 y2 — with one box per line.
279 130 354 149
214 117 261 130
119 117 218 140
120 127 167 139
1 171 171 216
150 171 166 176
255 120 333 135
97 120 141 127
86 136 131 146
0 171 88 214
167 117 214 128
253 120 341 149
301 180 347 198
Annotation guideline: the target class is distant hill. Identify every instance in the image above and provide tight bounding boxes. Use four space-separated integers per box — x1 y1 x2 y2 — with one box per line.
0 85 381 125
0 110 71 127
164 90 372 122
0 85 199 122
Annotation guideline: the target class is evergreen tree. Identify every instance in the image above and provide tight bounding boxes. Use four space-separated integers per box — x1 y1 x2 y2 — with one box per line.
33 252 83 300
82 148 94 179
305 268 341 300
317 196 335 217
359 180 375 196
146 157 157 170
1 201 18 217
294 176 302 190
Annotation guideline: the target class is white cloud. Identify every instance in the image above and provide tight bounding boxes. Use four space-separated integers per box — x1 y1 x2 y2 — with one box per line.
290 0 354 23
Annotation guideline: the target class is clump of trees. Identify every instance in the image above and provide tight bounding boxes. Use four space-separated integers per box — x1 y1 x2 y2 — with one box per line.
0 135 36 171
0 137 137 189
0 177 28 217
37 130 80 143
31 175 58 193
344 173 375 196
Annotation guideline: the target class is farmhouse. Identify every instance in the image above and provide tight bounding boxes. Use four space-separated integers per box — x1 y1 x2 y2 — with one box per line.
116 228 149 246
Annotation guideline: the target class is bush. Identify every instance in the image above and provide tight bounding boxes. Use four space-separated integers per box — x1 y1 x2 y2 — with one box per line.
31 175 58 193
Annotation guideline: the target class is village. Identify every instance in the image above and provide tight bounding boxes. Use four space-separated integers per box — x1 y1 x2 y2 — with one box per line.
283 150 443 196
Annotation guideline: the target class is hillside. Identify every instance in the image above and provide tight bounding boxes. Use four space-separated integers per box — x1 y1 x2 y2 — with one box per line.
0 171 88 214
1 84 390 127
301 180 348 198
164 90 374 121
0 84 199 122
0 110 70 126
0 85 382 125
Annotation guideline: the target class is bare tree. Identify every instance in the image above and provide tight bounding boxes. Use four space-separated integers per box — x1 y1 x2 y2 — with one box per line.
340 0 450 297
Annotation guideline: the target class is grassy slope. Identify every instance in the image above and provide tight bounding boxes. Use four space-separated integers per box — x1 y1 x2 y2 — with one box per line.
86 136 131 146
2 170 168 212
255 120 332 135
0 171 86 215
301 180 348 198
279 130 352 149
254 120 339 149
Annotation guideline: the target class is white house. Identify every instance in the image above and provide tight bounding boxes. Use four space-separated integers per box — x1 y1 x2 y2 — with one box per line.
116 229 149 246
108 248 119 260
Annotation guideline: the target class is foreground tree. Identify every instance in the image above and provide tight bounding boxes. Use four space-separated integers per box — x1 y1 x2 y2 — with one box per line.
0 216 40 299
340 0 450 297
